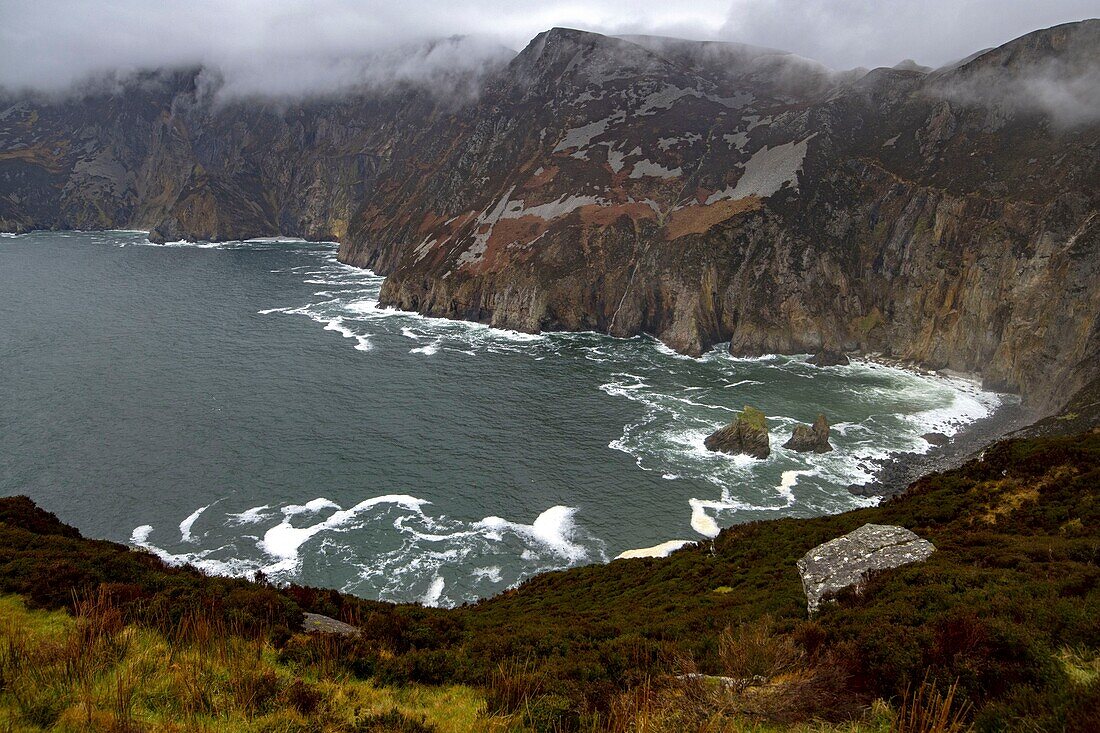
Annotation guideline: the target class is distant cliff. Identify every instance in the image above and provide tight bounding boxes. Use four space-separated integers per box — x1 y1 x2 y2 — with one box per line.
2 21 1097 410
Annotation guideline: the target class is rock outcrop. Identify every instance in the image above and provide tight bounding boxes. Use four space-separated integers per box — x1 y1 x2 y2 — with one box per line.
783 414 833 453
302 612 360 636
797 523 935 614
922 432 950 446
807 351 850 367
2 21 1098 411
705 406 770 459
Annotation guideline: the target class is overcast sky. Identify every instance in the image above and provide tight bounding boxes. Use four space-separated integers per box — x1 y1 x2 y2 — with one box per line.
1 0 1096 92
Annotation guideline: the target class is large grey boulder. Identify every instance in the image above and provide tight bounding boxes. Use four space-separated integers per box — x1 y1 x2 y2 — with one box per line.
302 612 361 636
796 524 935 615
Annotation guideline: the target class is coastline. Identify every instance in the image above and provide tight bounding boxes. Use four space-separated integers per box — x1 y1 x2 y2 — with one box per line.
1 230 1048 574
845 356 1036 498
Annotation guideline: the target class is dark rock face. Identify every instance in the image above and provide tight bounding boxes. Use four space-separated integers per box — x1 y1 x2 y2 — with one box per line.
784 414 833 453
922 432 950 446
797 523 935 615
2 21 1099 411
808 351 850 367
705 406 770 459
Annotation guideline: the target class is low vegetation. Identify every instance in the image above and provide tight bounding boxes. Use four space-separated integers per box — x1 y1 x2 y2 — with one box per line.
0 593 499 732
1 428 1096 731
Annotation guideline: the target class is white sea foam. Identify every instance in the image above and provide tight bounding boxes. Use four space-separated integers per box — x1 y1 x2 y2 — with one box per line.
689 500 721 537
131 493 604 607
477 505 588 563
471 566 503 583
904 374 1002 437
421 576 446 606
179 503 211 543
226 505 272 525
260 494 428 573
776 469 815 502
410 338 442 355
615 540 694 560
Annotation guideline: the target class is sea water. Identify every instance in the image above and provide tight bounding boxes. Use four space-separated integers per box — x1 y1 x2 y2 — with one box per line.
0 231 1005 606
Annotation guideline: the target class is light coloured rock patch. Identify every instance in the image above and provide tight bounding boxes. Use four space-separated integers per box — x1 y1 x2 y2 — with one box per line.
553 112 625 153
636 85 693 115
657 132 702 151
607 145 628 173
706 135 814 204
628 159 682 179
303 612 360 636
458 185 516 266
723 131 750 151
413 233 438 262
502 194 604 221
459 190 608 266
797 523 935 615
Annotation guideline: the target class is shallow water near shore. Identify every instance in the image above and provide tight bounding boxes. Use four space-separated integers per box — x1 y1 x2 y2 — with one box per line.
0 231 1009 606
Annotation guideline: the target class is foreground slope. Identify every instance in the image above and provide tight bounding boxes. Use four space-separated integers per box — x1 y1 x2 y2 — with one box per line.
2 376 1097 730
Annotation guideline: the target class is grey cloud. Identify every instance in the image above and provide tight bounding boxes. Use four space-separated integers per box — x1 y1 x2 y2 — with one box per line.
0 0 1095 100
934 57 1100 128
719 0 1098 70
0 0 729 95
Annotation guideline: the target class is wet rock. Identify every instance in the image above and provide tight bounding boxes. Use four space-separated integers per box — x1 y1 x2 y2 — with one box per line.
302 612 360 636
807 350 850 367
705 406 770 459
783 414 833 453
797 523 935 615
922 432 950 446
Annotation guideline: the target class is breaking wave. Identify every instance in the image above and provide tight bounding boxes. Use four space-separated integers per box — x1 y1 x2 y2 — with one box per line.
131 495 604 608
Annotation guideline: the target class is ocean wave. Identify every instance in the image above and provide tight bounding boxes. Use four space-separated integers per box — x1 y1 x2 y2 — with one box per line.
131 496 606 608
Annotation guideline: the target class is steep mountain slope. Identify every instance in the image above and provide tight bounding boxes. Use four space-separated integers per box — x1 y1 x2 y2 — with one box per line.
346 23 1099 411
1 21 1097 410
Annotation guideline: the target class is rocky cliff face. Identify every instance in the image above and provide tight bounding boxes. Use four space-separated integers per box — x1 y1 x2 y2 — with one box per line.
2 22 1097 410
0 69 458 243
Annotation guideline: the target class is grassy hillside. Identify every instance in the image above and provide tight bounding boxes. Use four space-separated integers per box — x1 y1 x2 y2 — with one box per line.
1 427 1097 731
0 593 497 732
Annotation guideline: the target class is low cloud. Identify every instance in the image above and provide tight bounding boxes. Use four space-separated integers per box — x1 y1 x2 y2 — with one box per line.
0 0 1095 100
935 57 1100 128
0 0 727 97
719 0 1098 70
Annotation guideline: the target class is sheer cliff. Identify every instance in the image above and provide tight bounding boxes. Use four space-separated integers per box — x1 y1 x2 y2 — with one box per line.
1 21 1097 410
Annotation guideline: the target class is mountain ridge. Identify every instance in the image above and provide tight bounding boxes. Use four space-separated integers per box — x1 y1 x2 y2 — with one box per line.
1 20 1097 410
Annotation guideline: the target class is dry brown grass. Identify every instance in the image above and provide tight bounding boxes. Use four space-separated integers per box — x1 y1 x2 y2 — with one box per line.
0 594 499 732
663 196 761 239
891 679 973 733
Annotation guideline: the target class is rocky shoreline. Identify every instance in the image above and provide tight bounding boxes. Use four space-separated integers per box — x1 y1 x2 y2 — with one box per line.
845 358 1037 498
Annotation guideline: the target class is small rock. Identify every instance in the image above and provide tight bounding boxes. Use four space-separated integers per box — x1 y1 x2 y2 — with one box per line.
783 414 833 453
705 405 770 459
922 432 950 446
302 612 360 636
796 523 935 615
808 350 850 367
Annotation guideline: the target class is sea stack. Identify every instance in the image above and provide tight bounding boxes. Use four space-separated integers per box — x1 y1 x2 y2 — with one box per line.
783 414 834 453
705 406 770 459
